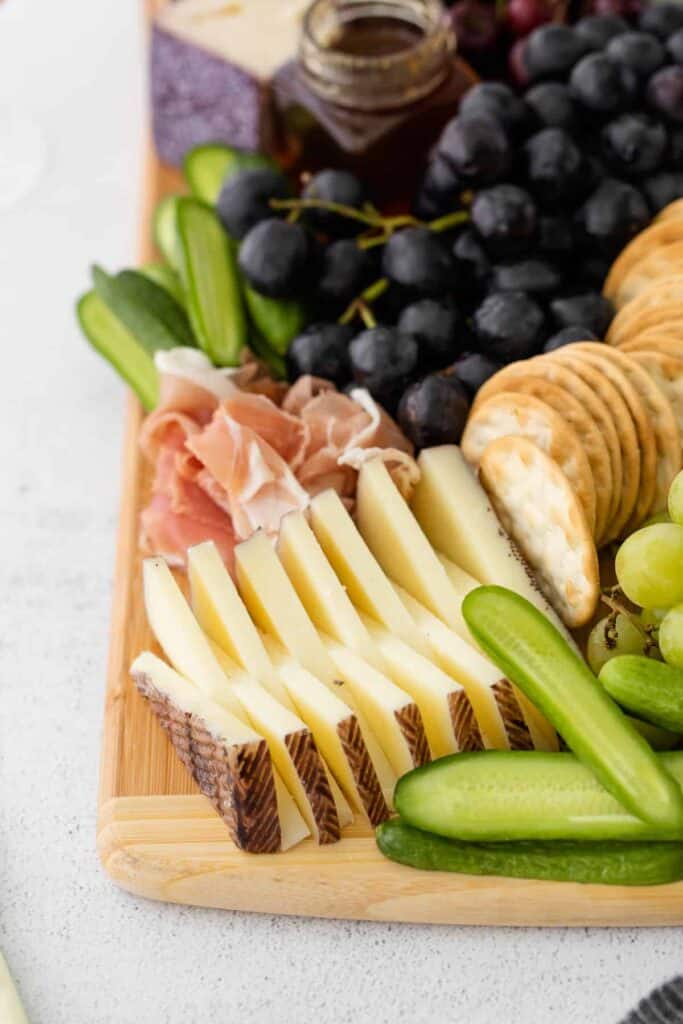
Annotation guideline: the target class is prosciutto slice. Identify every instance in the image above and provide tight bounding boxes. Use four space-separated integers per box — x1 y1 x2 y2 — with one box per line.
138 349 417 570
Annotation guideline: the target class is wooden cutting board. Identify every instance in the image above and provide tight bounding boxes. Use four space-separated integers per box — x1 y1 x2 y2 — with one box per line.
97 19 683 924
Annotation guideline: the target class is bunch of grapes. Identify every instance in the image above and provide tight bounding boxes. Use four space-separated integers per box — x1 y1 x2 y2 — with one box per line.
588 470 683 675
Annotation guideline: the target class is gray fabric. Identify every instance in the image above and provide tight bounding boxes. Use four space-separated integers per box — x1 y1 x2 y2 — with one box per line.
621 977 683 1023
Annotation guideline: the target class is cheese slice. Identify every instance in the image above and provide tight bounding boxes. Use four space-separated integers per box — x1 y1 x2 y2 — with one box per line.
360 614 483 757
188 540 293 709
412 446 574 641
278 510 383 670
234 533 393 821
263 637 390 824
395 586 533 752
210 642 346 842
308 488 430 656
131 651 308 852
438 554 558 752
355 459 468 635
321 636 430 776
0 952 29 1024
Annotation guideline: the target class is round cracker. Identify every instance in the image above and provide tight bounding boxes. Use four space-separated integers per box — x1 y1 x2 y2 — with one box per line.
547 350 640 544
607 305 683 347
479 436 599 628
612 244 683 308
462 391 597 532
618 334 683 361
602 350 681 515
564 343 658 533
626 348 683 454
655 199 683 224
604 221 683 302
471 373 612 542
475 358 622 544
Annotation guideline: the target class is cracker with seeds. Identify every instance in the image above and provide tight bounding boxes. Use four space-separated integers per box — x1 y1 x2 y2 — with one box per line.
568 343 658 533
548 350 640 544
479 436 600 628
462 391 597 533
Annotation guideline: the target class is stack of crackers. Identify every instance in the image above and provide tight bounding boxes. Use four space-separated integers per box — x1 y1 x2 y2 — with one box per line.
460 201 683 631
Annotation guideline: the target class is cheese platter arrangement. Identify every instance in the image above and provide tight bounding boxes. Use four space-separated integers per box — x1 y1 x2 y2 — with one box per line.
88 0 683 925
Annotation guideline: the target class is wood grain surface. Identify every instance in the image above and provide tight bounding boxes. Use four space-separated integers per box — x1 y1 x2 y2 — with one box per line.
97 9 683 923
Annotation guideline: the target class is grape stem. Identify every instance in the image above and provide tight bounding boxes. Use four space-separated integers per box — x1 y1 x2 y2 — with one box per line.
338 277 388 326
601 588 661 658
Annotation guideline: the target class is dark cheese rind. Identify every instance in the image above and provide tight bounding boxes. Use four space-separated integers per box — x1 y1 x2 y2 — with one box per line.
151 26 274 167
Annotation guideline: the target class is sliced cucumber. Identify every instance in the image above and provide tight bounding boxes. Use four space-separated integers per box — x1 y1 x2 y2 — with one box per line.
244 285 307 356
139 262 185 307
183 144 275 205
627 714 680 750
175 198 247 366
153 195 182 266
462 586 683 832
601 656 683 733
77 291 158 411
92 266 194 351
376 819 683 886
395 750 683 841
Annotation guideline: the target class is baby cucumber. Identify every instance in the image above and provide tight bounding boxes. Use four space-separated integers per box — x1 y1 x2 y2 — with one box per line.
153 195 182 267
601 656 683 733
77 291 158 411
376 819 683 886
92 266 194 351
628 715 680 750
244 285 307 357
139 262 185 307
395 750 683 841
183 144 275 205
175 198 247 366
462 587 683 832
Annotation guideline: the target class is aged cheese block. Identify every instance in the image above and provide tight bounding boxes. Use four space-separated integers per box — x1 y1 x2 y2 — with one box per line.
152 0 309 165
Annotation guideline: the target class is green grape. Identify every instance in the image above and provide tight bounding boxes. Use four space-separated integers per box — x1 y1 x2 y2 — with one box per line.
642 511 671 528
660 604 683 669
669 471 683 527
641 607 669 630
587 613 648 674
615 523 683 609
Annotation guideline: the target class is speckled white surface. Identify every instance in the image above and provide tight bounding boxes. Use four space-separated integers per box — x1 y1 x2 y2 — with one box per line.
1 3 682 1022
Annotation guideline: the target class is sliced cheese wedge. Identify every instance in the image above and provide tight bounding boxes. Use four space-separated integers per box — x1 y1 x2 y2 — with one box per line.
437 554 558 752
361 614 483 757
234 533 393 821
355 459 468 635
131 652 308 851
143 557 246 714
210 642 345 842
412 446 573 641
308 488 430 656
321 636 430 776
278 510 383 669
277 510 431 774
187 540 292 709
263 636 389 825
395 586 537 752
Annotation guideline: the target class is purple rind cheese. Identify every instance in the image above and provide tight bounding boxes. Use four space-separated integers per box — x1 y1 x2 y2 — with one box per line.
151 25 275 167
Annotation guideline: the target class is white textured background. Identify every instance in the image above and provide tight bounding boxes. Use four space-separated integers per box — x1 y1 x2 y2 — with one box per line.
0 2 681 1021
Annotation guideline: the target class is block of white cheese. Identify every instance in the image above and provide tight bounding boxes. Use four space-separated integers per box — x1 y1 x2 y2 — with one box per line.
131 652 307 852
152 0 309 165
